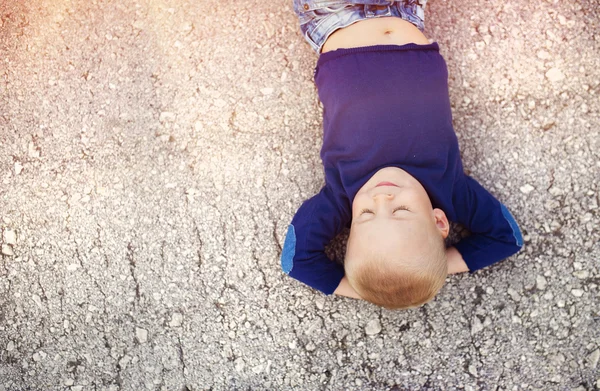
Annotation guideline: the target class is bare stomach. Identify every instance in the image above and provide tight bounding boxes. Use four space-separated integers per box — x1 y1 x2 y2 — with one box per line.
321 17 430 53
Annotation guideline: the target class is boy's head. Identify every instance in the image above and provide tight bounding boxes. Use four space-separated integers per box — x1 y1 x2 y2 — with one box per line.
345 167 450 309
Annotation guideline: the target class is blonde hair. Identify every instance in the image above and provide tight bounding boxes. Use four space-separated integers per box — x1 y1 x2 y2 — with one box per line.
345 237 447 310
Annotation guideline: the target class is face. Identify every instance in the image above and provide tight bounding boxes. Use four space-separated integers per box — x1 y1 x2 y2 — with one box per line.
347 167 449 265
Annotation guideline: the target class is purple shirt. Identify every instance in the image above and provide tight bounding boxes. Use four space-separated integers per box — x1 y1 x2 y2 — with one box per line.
281 43 523 294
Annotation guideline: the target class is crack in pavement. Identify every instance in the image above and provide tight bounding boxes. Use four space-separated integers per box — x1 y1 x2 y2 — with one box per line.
193 222 204 271
126 242 141 303
178 336 188 384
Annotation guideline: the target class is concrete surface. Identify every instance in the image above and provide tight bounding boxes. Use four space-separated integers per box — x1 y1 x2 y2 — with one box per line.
0 0 599 390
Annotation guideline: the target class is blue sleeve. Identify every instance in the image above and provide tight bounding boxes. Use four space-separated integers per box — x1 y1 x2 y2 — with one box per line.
453 175 523 272
280 185 348 295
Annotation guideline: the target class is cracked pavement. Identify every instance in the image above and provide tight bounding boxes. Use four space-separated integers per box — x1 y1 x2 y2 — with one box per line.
0 0 599 390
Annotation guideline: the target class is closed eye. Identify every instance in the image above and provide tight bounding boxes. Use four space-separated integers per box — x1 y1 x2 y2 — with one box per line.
360 206 410 215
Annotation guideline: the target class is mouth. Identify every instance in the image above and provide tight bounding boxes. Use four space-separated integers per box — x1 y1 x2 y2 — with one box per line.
375 181 399 188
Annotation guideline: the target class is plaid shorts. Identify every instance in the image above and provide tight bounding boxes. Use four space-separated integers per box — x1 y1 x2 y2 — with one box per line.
293 0 427 52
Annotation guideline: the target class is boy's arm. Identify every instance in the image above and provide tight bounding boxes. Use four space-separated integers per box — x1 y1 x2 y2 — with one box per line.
446 246 469 274
452 175 523 272
281 185 350 295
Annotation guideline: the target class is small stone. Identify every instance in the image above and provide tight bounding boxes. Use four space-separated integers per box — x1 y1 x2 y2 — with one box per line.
545 68 565 82
571 289 584 297
1 244 14 256
7 341 15 351
537 50 551 60
355 378 363 386
471 316 484 335
118 355 131 369
32 353 41 362
72 386 84 391
136 327 148 343
365 319 382 336
587 349 599 368
558 15 567 25
159 112 176 122
305 342 316 352
468 364 478 377
260 87 274 96
315 297 325 310
536 275 547 290
169 313 183 327
251 364 264 374
519 184 535 194
542 121 556 131
66 264 80 271
234 357 245 372
213 99 227 108
507 288 521 302
64 379 74 386
572 270 589 279
14 162 23 175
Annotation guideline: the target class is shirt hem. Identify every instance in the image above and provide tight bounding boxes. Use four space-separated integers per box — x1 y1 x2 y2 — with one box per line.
317 42 439 67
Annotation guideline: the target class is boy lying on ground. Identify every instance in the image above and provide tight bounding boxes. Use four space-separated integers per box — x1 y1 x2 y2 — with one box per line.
281 0 523 309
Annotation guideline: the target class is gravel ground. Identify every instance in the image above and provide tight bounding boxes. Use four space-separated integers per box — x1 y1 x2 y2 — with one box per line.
1 0 599 390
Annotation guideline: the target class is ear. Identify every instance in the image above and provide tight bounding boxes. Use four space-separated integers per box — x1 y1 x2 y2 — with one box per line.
432 208 450 239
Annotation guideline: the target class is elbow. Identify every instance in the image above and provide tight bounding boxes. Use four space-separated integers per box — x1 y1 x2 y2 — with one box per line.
280 225 297 274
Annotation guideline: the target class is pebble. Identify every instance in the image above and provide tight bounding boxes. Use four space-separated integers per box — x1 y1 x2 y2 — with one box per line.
72 386 83 391
136 327 148 344
519 184 535 194
537 50 551 60
507 288 521 302
14 162 23 175
234 357 245 372
119 355 131 369
7 341 15 351
587 349 599 369
468 364 478 377
365 319 382 336
315 297 325 310
260 87 274 96
64 379 74 386
471 316 484 335
159 112 176 122
213 99 227 108
1 244 14 256
571 289 584 297
536 275 547 290
572 270 589 279
169 313 183 327
545 68 565 82
252 364 264 374
305 342 316 352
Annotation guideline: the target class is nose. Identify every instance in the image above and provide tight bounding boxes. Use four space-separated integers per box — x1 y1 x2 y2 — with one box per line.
372 193 394 200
